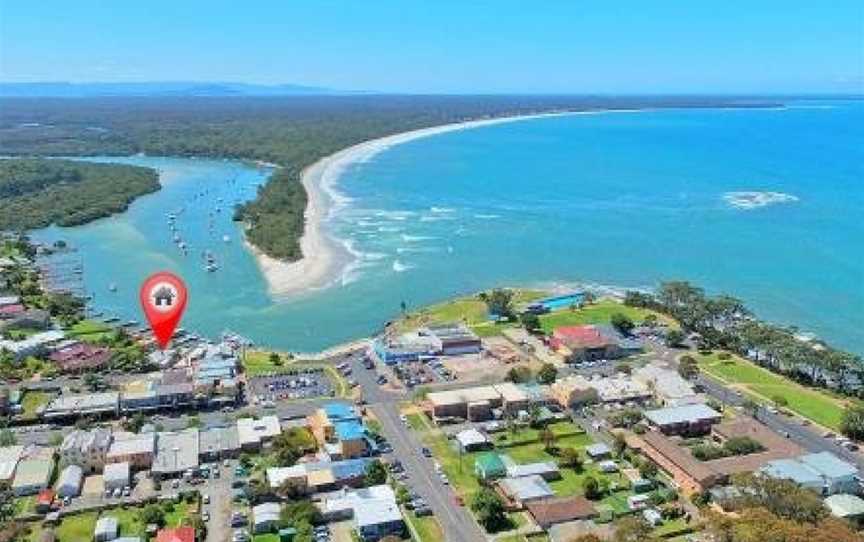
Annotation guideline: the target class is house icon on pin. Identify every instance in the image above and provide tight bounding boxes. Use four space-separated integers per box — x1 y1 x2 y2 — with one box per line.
153 286 176 307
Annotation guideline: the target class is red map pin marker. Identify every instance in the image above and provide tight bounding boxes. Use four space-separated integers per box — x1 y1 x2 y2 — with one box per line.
140 271 188 349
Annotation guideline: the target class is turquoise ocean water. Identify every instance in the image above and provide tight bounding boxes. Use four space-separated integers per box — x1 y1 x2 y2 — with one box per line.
33 102 864 354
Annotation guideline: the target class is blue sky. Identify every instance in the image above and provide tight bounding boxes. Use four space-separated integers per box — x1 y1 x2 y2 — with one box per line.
1 0 862 94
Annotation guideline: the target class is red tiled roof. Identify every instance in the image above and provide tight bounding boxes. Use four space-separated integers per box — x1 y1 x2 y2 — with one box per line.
526 496 597 527
156 526 195 542
0 304 25 315
553 325 611 348
36 489 55 505
48 342 111 371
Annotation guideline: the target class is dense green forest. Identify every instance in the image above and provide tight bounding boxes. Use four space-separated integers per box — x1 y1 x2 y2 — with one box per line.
0 96 777 259
0 158 159 230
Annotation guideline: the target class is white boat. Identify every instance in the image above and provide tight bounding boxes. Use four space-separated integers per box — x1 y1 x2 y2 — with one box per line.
108 283 117 292
222 235 231 243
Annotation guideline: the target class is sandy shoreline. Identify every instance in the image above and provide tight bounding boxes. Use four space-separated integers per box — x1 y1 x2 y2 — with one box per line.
253 111 579 299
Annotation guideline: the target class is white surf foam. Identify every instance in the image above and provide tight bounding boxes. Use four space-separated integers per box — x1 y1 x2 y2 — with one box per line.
723 191 799 210
392 260 413 273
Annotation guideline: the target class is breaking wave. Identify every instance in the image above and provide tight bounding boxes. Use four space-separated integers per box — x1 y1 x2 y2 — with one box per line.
723 191 799 210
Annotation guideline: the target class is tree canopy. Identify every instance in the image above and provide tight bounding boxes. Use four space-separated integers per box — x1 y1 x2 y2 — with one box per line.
0 158 159 230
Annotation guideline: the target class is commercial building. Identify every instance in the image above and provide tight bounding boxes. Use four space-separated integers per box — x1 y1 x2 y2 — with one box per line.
106 432 155 469
427 383 536 422
632 364 701 406
373 334 438 364
237 416 282 451
424 323 482 355
307 404 370 459
43 392 120 420
374 322 480 363
761 452 859 496
550 325 621 362
550 376 599 408
119 390 159 412
103 462 130 491
267 458 372 494
12 459 54 496
55 465 83 498
643 403 722 436
199 426 240 460
319 484 404 542
60 428 113 473
151 430 199 479
495 382 531 414
154 383 194 408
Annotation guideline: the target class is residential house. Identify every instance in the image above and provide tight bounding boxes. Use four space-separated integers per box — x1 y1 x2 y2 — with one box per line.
497 475 555 508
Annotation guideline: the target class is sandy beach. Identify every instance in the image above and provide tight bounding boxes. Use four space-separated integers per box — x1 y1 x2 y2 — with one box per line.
254 111 575 299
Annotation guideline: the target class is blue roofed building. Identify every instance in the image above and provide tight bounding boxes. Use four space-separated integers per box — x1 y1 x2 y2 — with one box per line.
309 403 371 459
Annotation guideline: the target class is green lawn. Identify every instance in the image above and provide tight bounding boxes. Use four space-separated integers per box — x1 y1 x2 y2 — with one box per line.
405 510 444 542
67 319 115 343
653 517 694 538
395 289 548 335
415 420 622 501
253 535 280 542
32 511 97 542
696 352 850 430
13 496 35 517
20 390 51 420
406 412 433 432
539 300 676 334
26 501 196 542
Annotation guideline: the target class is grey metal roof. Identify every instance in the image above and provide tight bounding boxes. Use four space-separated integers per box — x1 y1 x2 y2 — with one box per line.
643 403 721 426
799 452 857 479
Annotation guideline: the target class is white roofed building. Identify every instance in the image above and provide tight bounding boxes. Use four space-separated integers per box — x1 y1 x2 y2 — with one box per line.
237 416 281 451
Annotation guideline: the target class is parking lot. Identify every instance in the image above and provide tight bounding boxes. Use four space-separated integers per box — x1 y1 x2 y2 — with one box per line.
247 366 335 403
391 358 455 388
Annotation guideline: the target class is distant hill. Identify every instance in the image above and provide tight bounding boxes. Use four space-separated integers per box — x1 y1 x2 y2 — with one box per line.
0 81 364 97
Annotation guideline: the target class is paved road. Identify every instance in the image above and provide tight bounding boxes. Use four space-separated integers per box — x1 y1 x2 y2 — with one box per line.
371 403 486 542
345 354 487 542
204 460 235 542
